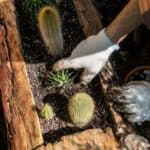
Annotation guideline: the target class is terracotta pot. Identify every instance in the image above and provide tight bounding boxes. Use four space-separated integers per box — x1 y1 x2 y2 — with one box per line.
124 65 150 83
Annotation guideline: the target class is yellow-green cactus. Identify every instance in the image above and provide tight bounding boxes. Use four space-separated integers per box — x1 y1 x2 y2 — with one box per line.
68 92 95 128
38 6 63 56
40 103 54 120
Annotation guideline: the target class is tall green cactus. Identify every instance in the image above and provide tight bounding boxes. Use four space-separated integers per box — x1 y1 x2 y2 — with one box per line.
68 92 95 128
38 6 63 56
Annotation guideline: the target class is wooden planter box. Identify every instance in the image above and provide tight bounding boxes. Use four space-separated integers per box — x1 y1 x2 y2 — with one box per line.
0 0 136 149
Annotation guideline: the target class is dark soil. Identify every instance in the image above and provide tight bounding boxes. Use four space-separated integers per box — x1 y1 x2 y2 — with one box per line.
0 93 8 150
13 0 150 144
14 0 117 144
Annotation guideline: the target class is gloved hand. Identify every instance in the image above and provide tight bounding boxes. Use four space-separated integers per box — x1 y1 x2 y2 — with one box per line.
53 29 119 83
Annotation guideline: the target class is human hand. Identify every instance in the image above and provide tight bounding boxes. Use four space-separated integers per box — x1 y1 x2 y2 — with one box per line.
53 29 119 84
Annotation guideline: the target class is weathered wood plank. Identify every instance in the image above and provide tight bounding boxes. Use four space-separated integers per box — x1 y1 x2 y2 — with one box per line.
0 14 12 150
0 0 43 149
73 0 103 36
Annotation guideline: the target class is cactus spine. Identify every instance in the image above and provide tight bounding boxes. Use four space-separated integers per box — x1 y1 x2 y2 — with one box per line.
38 6 63 55
68 92 95 128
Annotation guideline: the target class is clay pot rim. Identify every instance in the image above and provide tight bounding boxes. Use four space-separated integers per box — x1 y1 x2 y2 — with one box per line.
124 65 150 83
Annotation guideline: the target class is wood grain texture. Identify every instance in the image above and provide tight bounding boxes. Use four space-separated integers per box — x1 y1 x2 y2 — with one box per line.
0 0 43 149
73 0 103 36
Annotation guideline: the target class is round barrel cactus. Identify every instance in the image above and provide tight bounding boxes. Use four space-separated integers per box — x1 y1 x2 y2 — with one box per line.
40 103 54 120
68 92 95 128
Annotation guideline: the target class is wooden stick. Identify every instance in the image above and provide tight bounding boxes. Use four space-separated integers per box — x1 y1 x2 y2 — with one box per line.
73 0 103 36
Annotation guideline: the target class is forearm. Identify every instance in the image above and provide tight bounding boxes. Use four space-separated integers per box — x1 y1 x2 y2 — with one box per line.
105 0 142 43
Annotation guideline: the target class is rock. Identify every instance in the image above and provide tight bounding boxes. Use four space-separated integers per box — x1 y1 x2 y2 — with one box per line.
109 81 150 124
120 133 150 150
38 128 118 150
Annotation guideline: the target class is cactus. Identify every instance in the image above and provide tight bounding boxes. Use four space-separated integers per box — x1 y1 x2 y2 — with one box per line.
68 92 95 128
38 6 63 56
40 103 54 120
47 69 76 87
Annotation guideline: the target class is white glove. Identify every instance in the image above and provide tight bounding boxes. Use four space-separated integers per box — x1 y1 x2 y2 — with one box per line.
53 29 119 83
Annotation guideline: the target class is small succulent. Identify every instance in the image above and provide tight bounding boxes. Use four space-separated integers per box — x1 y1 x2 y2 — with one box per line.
40 103 54 120
68 92 95 128
38 6 63 55
24 0 55 14
47 70 76 87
